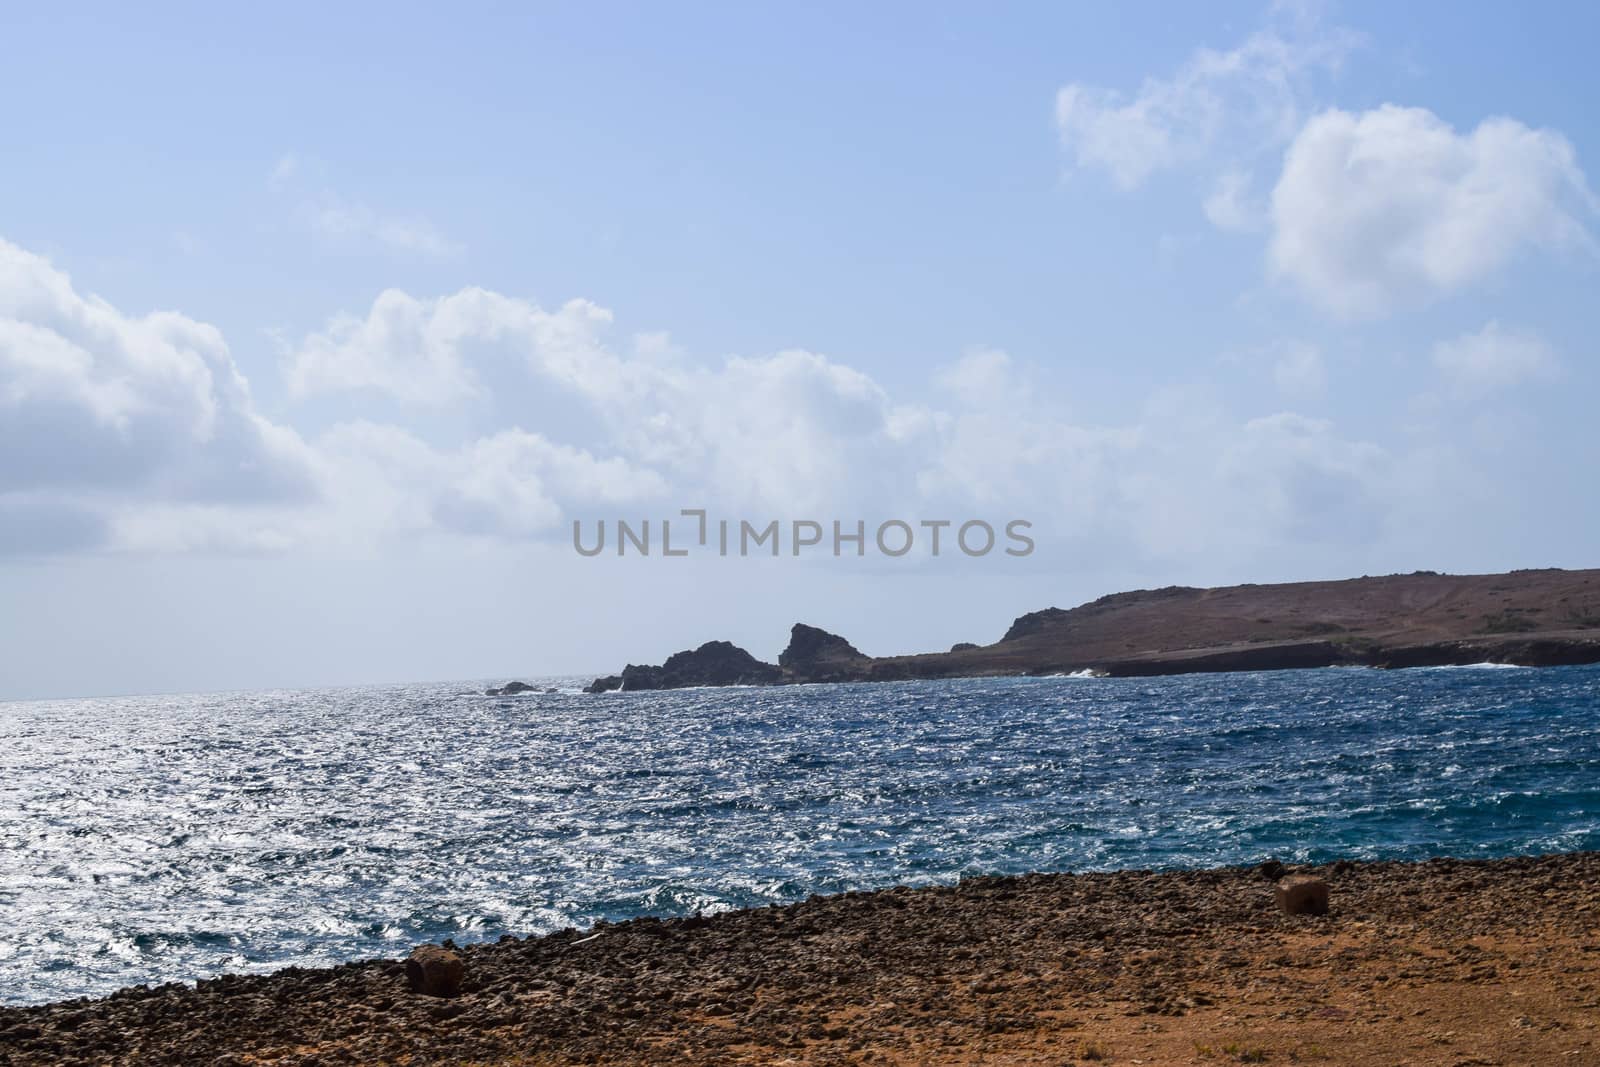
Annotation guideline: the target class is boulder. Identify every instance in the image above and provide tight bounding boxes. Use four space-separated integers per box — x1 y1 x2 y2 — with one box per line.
949 642 980 653
1275 875 1330 916
406 945 464 998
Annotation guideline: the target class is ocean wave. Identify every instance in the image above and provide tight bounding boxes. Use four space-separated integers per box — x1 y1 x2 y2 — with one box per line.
1413 661 1531 671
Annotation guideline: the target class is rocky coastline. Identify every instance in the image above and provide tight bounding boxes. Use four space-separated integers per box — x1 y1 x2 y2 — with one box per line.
4 851 1598 1065
586 567 1600 692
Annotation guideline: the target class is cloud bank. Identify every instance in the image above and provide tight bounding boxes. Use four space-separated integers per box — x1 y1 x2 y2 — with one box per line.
0 238 317 553
4 233 1453 570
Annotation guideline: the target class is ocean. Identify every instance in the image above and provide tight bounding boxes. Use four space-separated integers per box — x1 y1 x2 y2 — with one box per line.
2 663 1597 1005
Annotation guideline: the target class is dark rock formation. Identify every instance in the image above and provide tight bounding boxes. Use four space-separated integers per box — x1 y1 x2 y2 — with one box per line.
586 641 781 693
999 607 1072 643
778 624 869 682
949 642 980 653
485 681 537 696
406 945 464 998
1255 859 1287 882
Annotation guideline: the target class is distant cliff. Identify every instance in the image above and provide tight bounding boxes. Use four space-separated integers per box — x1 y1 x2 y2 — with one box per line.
585 568 1600 692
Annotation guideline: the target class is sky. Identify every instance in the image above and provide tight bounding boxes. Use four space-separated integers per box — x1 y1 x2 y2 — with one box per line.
2 1 1597 699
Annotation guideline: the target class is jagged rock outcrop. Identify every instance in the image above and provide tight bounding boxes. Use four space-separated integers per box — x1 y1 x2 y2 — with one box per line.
998 608 1071 643
778 624 870 682
585 641 781 693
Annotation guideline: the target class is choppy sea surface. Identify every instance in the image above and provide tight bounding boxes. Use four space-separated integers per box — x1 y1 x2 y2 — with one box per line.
2 664 1598 1005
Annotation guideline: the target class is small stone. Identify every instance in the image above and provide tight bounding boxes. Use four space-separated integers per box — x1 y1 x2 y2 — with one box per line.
1275 875 1330 916
406 945 465 998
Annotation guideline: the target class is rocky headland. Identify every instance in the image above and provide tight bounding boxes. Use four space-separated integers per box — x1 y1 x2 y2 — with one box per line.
5 851 1598 1065
584 640 783 693
586 567 1600 692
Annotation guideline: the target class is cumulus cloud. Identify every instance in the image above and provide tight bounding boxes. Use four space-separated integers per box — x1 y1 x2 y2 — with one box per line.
1432 321 1558 393
438 430 670 538
1053 11 1596 322
285 288 624 407
0 235 1483 572
287 289 931 516
0 238 318 553
1055 10 1356 189
1270 106 1598 317
288 283 1403 560
310 422 669 544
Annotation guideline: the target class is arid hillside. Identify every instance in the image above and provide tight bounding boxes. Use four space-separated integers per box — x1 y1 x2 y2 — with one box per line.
895 566 1600 678
586 568 1600 690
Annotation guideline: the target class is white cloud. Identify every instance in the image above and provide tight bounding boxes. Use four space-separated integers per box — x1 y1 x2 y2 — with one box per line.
0 238 317 552
288 288 933 516
656 349 927 515
276 281 1491 567
286 288 621 407
311 422 669 544
1055 11 1356 190
1270 105 1597 317
1432 321 1558 392
0 235 1537 573
440 430 670 537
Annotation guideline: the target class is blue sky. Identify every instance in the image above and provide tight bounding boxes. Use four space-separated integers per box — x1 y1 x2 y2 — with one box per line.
2 2 1597 699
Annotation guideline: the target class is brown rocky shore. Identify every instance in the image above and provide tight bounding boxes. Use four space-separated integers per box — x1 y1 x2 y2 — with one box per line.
4 852 1599 1066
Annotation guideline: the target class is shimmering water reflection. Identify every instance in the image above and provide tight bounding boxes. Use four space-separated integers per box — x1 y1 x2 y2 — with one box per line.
2 664 1597 1004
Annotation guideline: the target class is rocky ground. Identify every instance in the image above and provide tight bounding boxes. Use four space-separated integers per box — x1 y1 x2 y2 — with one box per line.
3 852 1598 1066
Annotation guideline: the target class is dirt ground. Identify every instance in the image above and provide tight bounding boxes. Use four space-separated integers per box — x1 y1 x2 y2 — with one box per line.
3 853 1597 1066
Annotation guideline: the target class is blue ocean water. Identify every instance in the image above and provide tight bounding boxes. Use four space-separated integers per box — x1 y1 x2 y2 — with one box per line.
2 664 1598 1005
